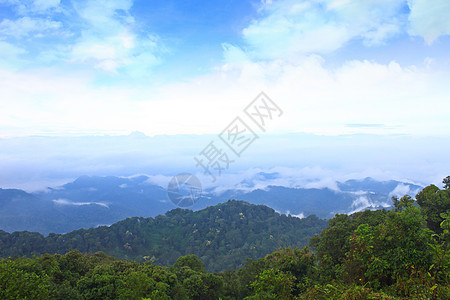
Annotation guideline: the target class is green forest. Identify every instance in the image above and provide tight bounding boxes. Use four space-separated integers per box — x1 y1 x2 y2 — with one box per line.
1 177 449 299
0 200 327 272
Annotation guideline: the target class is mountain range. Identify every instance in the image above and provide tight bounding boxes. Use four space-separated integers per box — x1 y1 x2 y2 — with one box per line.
0 174 422 234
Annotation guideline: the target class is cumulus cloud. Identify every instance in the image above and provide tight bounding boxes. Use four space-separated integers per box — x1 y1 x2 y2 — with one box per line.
0 17 61 37
1 48 449 140
241 0 406 59
408 0 450 44
70 32 160 73
69 0 162 73
0 0 61 14
0 0 162 74
31 0 60 13
237 0 450 59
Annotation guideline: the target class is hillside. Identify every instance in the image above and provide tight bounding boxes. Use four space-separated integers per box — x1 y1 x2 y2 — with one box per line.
0 200 327 272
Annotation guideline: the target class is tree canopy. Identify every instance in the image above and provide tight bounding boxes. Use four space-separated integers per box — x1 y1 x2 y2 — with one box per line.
0 200 327 272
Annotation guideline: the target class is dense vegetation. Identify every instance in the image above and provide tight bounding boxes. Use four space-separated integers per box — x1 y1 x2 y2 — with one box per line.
0 200 327 272
1 250 223 299
228 177 449 299
1 177 449 299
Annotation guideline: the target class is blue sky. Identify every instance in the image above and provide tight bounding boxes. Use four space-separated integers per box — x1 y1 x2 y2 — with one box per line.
1 0 450 190
1 0 450 137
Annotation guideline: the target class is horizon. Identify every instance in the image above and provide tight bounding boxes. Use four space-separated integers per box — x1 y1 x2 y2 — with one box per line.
0 132 448 192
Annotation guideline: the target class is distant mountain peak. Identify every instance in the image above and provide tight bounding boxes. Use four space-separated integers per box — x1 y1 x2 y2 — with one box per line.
128 131 147 138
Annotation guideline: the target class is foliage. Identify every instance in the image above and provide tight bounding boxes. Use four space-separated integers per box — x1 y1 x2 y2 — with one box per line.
415 179 450 233
309 209 387 282
0 250 222 299
0 200 327 272
0 259 50 299
247 268 296 299
391 195 414 212
342 206 433 289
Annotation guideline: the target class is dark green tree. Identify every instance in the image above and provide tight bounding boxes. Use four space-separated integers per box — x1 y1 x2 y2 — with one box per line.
0 259 50 299
443 176 450 190
392 195 415 212
416 180 450 233
174 254 205 272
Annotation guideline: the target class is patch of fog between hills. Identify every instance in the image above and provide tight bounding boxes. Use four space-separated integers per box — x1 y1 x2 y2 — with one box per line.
347 183 422 215
118 168 343 195
347 195 391 215
52 198 109 208
275 209 306 219
195 167 344 195
388 183 422 199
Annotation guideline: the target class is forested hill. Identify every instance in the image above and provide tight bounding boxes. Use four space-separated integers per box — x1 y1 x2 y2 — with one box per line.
0 200 327 272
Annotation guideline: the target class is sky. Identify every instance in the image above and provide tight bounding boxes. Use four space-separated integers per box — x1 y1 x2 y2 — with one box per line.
0 0 450 190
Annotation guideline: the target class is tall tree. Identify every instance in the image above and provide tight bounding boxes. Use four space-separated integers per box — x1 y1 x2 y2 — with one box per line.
416 178 450 233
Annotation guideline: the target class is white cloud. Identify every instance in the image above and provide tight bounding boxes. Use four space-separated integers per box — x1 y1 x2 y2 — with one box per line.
31 0 60 13
0 41 27 68
144 175 172 189
388 183 421 199
205 166 345 194
362 22 402 46
68 0 161 73
292 212 305 219
222 43 249 64
74 0 133 26
304 177 340 191
1 52 449 138
408 0 450 44
70 32 160 73
52 198 109 208
0 0 61 14
0 41 26 58
0 17 61 37
241 0 406 59
348 195 390 214
0 133 448 192
389 183 411 199
286 210 305 219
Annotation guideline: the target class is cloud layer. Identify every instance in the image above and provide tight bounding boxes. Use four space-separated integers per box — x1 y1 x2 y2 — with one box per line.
0 133 448 192
0 0 449 191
